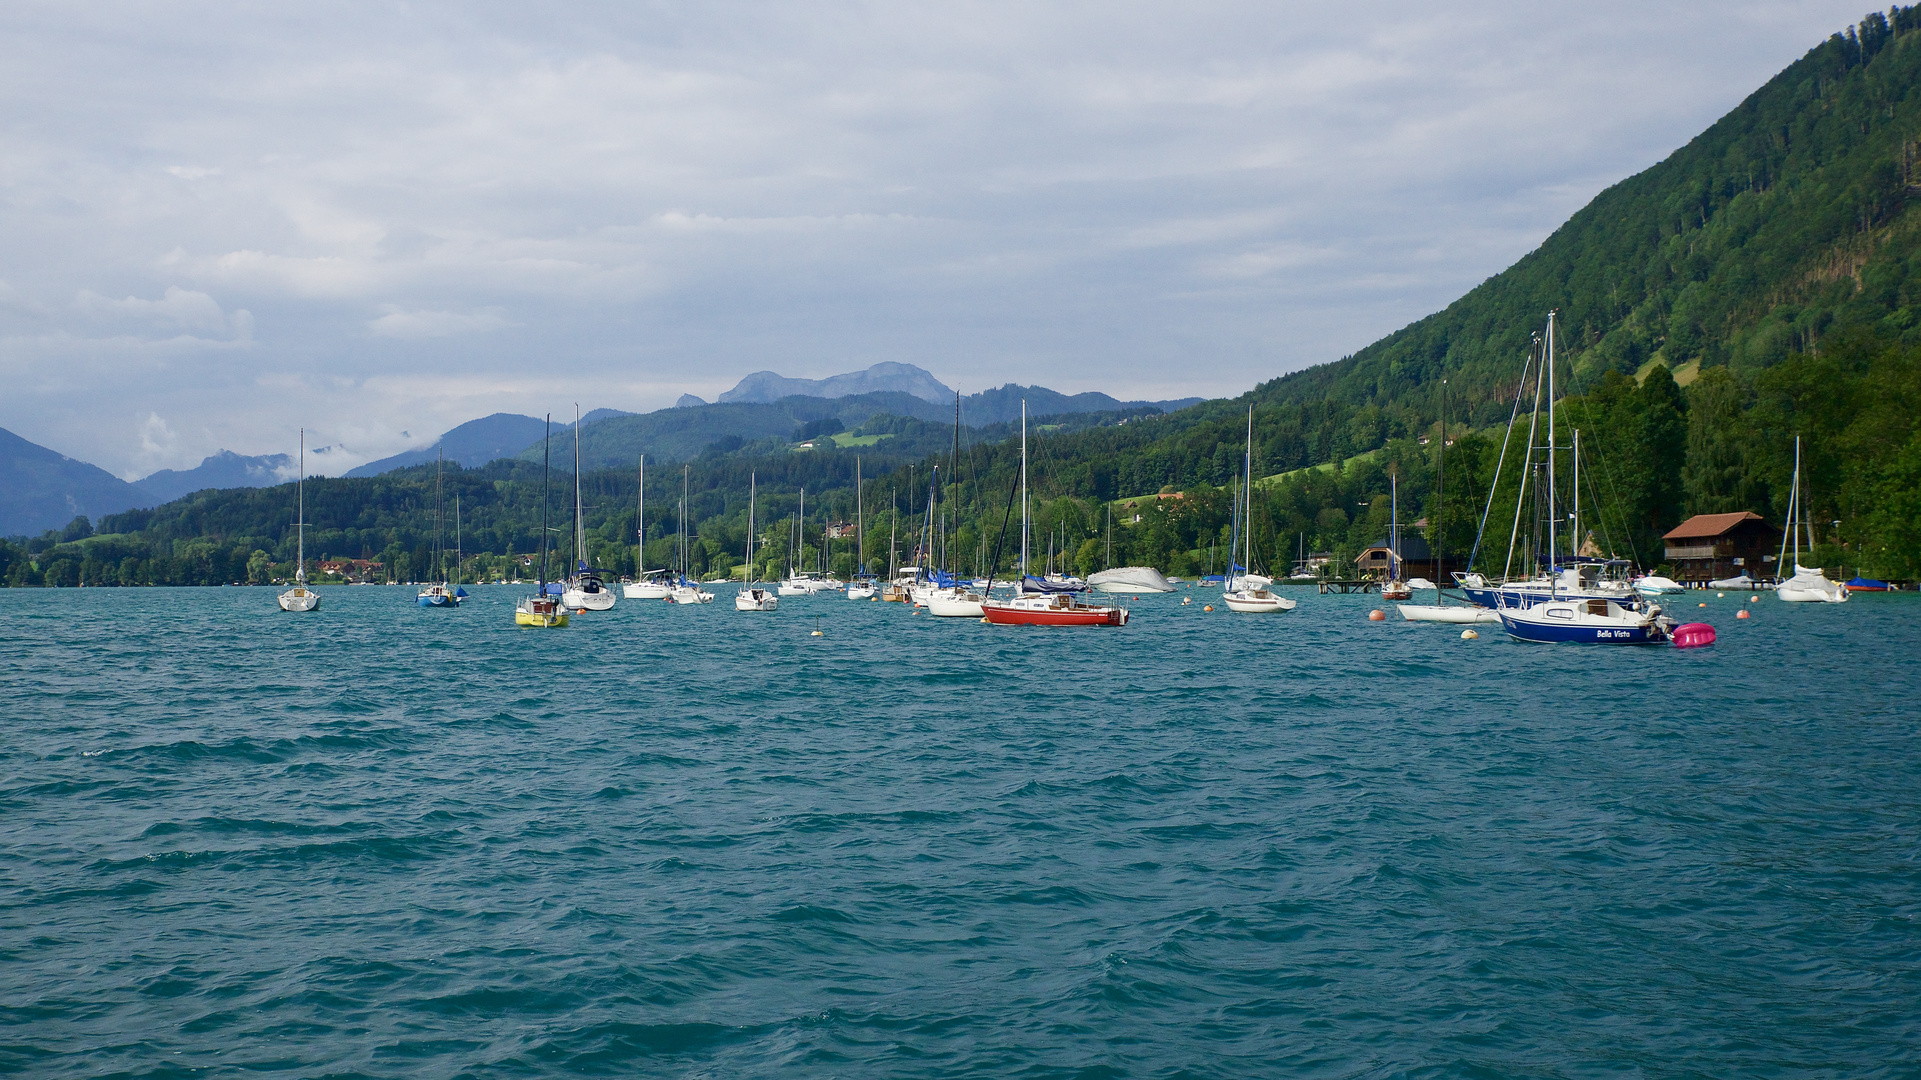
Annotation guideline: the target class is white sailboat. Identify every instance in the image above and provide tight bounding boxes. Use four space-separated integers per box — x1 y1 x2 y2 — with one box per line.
1775 435 1848 603
1401 380 1499 623
1380 471 1411 601
277 429 321 612
736 472 778 611
417 447 461 607
1222 407 1295 613
669 465 714 604
623 454 671 599
560 405 616 611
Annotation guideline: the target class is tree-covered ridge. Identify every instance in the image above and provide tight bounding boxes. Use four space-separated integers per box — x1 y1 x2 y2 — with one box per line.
1257 7 1921 427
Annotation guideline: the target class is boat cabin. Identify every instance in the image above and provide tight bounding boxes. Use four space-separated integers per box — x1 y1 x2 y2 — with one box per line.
1661 512 1782 583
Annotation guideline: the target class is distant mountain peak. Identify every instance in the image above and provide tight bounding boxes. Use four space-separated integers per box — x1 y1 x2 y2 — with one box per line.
718 362 953 406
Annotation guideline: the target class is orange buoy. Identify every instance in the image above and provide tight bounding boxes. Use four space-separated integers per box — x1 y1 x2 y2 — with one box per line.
1203 604 1214 611
1699 602 1708 607
1737 609 1750 619
1749 595 1759 602
1368 609 1386 621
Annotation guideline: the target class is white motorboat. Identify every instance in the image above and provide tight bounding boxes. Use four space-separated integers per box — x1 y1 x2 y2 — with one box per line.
1406 577 1436 591
735 587 778 611
846 579 877 600
1634 574 1686 595
1774 437 1848 603
777 580 809 597
1708 573 1759 589
1087 566 1175 594
670 583 715 605
278 429 321 613
926 587 986 617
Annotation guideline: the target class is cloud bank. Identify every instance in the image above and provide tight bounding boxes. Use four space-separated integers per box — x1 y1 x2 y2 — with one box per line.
0 0 1874 476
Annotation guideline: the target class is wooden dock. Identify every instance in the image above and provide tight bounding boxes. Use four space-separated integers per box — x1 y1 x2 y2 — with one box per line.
1318 578 1380 594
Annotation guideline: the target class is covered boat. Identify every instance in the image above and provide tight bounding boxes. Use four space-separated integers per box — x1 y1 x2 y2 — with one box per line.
1088 566 1174 593
1844 576 1890 592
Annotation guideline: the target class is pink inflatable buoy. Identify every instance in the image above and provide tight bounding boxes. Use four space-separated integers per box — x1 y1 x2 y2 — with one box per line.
1671 622 1716 648
1737 609 1750 619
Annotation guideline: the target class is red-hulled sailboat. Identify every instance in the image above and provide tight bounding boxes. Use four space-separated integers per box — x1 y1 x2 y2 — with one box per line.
979 399 1131 628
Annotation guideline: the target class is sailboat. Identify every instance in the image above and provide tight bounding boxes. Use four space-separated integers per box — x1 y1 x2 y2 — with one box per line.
669 465 715 604
1451 318 1637 611
982 401 1130 626
1222 407 1296 613
1775 435 1849 603
1494 314 1679 644
1400 385 1499 623
847 458 877 599
1379 471 1412 601
736 472 778 611
560 406 616 611
418 447 461 607
515 417 569 627
623 454 671 599
277 428 321 612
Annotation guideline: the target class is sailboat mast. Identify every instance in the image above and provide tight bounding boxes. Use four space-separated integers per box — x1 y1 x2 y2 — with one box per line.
856 457 864 575
1434 379 1446 597
435 447 445 584
1545 312 1559 579
539 416 551 589
1244 406 1254 584
295 426 303 580
455 492 462 587
747 472 755 580
682 464 690 582
1572 427 1581 560
636 455 645 576
1020 399 1028 579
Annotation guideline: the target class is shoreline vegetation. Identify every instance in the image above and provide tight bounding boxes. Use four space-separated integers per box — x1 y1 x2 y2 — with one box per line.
7 9 1921 589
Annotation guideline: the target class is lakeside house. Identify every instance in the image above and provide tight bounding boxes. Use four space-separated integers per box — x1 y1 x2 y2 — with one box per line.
1661 512 1782 582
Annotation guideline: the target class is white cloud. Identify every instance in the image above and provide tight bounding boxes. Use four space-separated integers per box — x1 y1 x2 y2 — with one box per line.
367 306 513 338
0 0 1880 475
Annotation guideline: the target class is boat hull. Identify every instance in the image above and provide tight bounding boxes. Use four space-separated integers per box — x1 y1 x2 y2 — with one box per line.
623 582 671 600
734 589 779 611
1498 601 1660 644
514 609 569 627
417 589 459 608
926 591 986 617
563 588 616 611
1398 604 1500 624
277 587 320 612
1221 589 1296 613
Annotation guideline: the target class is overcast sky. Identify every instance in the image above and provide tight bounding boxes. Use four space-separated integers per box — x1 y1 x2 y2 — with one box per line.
0 1 1873 478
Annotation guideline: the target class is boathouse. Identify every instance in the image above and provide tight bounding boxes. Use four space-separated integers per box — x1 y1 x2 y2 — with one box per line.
1354 532 1456 579
1661 512 1782 582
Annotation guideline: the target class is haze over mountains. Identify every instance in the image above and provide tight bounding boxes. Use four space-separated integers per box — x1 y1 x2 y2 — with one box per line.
0 364 1202 535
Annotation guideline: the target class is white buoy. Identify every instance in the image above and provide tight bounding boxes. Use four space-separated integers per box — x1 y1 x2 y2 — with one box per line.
1461 629 1478 640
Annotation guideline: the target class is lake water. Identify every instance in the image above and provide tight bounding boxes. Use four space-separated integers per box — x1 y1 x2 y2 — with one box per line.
2 585 1917 1077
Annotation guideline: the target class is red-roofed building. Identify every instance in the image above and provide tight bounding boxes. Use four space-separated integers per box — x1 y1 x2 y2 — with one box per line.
1661 512 1781 582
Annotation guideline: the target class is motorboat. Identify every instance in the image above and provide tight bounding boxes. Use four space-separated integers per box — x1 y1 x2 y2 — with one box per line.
1634 574 1685 595
1708 573 1758 589
278 428 321 613
1844 576 1890 592
1087 566 1175 593
735 586 778 611
846 579 877 600
1498 596 1673 645
1775 436 1848 604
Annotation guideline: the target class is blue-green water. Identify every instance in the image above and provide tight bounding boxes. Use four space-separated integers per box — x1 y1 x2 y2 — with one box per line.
3 585 1917 1077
